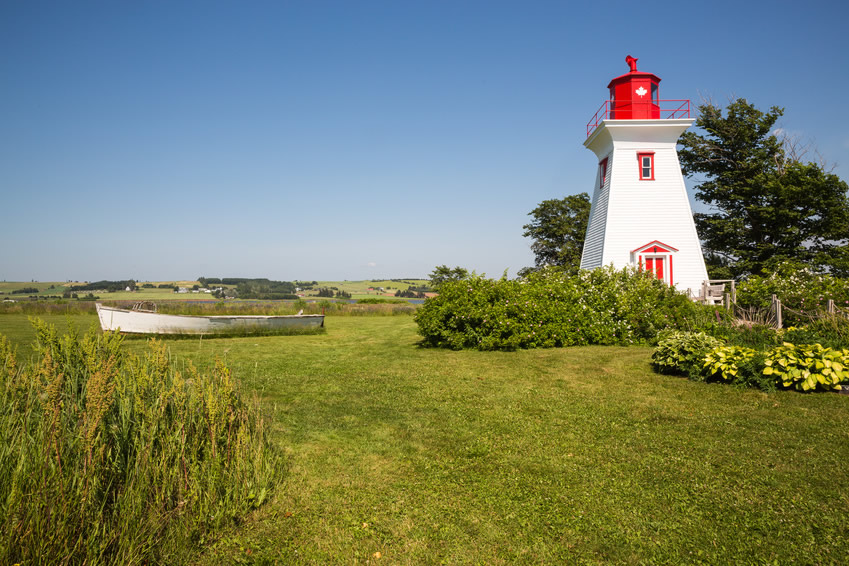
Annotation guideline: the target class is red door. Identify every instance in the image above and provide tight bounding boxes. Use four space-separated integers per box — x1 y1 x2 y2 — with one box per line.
645 257 663 280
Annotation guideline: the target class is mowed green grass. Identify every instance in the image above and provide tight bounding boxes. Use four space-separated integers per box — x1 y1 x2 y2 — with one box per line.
0 313 99 359
3 315 849 564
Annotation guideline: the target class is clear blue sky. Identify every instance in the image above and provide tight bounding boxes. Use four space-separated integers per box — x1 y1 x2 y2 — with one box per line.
2 0 847 282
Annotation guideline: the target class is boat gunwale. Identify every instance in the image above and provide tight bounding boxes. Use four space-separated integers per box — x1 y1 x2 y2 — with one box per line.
95 303 325 321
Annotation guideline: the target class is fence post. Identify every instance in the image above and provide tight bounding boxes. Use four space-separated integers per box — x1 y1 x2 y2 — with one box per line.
730 280 737 304
772 294 783 329
828 299 835 315
724 292 731 311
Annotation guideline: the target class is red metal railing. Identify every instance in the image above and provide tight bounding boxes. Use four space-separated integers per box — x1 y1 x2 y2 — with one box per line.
586 99 691 137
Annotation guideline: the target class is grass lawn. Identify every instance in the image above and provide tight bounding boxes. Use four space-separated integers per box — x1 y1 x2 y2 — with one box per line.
3 315 849 564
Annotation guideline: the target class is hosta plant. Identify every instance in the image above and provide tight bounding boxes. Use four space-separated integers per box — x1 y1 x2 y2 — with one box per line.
651 331 723 380
763 342 849 392
703 345 758 383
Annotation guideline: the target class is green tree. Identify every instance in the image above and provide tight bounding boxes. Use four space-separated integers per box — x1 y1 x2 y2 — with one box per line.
679 99 849 278
521 193 591 275
429 265 469 291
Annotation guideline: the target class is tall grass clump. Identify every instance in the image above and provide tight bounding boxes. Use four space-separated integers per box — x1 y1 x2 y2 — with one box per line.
0 300 97 315
0 320 282 565
415 265 707 350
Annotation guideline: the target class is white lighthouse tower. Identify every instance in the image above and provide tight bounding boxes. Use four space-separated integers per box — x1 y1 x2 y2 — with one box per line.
580 56 708 296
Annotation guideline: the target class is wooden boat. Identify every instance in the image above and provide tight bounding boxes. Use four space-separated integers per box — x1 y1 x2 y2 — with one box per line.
95 302 324 335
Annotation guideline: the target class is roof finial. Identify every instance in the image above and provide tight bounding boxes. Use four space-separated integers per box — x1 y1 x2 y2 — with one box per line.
625 55 638 72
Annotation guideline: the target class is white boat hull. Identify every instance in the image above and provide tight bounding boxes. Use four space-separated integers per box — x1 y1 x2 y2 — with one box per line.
96 303 324 335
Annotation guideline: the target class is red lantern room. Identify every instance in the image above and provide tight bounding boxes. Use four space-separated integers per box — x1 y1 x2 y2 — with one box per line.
607 55 660 119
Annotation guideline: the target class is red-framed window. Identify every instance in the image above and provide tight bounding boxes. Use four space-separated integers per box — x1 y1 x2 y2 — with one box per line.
599 157 609 188
637 152 655 180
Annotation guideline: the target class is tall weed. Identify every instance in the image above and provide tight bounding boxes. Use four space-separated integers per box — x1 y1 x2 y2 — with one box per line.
0 320 282 565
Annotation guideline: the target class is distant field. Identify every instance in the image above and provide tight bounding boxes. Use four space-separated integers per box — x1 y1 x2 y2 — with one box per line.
0 279 431 302
0 280 199 300
0 281 73 296
310 279 430 299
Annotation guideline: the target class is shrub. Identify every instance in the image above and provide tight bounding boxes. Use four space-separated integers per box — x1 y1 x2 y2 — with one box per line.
0 320 282 564
763 342 849 392
736 261 849 325
415 266 711 350
651 331 723 380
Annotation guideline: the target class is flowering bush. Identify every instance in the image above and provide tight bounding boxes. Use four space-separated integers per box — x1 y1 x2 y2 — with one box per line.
415 266 704 350
736 261 849 325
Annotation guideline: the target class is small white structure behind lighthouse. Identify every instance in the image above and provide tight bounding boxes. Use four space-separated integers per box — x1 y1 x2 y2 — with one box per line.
580 56 708 296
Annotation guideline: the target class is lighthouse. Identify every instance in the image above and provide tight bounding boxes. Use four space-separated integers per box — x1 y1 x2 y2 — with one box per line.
580 56 708 296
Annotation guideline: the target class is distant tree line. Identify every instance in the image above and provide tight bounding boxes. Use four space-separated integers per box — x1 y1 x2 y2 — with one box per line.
61 291 99 300
198 277 267 287
11 287 40 295
198 277 318 292
394 289 425 298
406 284 431 293
73 280 137 292
233 279 298 300
317 287 351 299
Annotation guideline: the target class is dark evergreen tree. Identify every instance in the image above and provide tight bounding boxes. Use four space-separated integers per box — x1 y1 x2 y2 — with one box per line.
679 99 849 278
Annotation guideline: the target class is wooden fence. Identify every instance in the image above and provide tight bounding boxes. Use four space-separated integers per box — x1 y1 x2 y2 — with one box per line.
701 279 848 329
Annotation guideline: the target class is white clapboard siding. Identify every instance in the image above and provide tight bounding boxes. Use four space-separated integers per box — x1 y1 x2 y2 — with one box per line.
580 151 611 269
580 119 709 296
